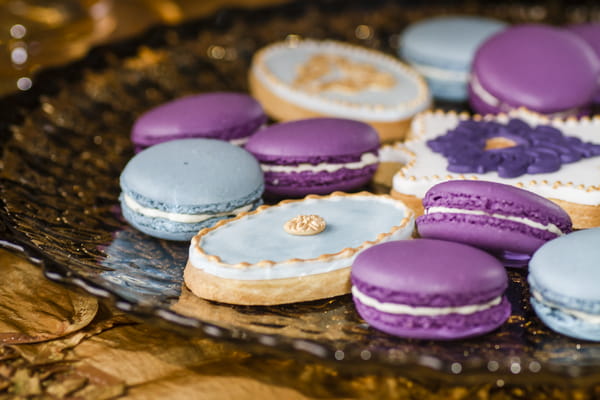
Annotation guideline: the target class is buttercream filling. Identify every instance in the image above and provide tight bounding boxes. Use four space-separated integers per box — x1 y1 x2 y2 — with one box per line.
470 75 500 107
123 194 253 223
352 286 502 316
229 137 250 146
424 206 565 236
532 290 600 324
261 152 379 173
409 61 469 82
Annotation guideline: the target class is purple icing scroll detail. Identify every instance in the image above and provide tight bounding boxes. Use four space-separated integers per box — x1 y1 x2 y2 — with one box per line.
427 119 600 178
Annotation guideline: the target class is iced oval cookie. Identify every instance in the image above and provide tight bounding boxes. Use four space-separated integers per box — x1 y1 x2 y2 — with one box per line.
184 192 415 305
351 239 510 340
120 139 264 241
245 118 380 198
388 109 600 229
131 92 266 152
249 39 431 142
529 228 600 341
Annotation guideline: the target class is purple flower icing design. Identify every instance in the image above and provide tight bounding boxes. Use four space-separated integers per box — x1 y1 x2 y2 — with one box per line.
427 118 600 178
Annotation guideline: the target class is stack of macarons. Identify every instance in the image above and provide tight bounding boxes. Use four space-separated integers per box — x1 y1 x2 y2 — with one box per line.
114 21 600 345
350 179 573 340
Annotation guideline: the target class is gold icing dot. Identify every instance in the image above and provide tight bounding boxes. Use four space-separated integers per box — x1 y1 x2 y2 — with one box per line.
484 137 517 150
284 215 326 236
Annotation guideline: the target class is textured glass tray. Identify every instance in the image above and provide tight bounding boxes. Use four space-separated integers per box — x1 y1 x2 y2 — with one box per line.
2 0 600 385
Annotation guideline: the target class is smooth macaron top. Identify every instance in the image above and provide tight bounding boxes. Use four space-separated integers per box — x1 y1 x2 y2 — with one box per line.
421 180 572 232
400 15 507 69
120 139 264 211
472 24 600 113
244 118 380 161
351 239 507 307
529 228 600 310
131 92 266 146
567 23 600 56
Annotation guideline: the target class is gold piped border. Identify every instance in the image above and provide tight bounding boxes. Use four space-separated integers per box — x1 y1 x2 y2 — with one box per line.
390 107 600 193
190 191 415 269
251 38 430 114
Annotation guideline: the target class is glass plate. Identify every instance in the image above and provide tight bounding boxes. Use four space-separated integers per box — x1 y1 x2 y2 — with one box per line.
2 0 600 385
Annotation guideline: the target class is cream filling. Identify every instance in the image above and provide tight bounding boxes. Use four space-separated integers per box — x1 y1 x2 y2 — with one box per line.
425 206 565 236
532 290 600 324
261 152 379 173
470 75 500 107
123 194 253 223
352 286 502 316
409 62 470 82
229 137 249 146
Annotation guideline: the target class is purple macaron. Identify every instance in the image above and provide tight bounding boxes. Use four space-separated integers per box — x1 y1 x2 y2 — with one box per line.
131 92 267 152
416 180 572 267
469 24 600 117
351 239 510 340
567 23 600 104
244 118 380 198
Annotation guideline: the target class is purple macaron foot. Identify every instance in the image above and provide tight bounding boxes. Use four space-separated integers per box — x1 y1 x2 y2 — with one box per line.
416 180 573 265
245 118 380 198
131 92 266 151
351 239 511 340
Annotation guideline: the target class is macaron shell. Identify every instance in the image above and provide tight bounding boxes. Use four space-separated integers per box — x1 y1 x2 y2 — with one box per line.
567 23 600 103
417 180 572 255
131 92 266 147
120 139 264 212
354 295 511 340
400 16 507 69
120 196 262 241
471 24 600 114
351 239 508 306
530 297 600 342
529 228 600 308
245 118 380 159
263 168 377 197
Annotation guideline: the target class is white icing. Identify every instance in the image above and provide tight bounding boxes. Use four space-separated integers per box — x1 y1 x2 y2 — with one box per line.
409 62 470 82
253 40 431 122
261 152 379 173
391 109 600 206
123 194 253 223
425 206 565 236
532 290 600 324
352 286 503 316
188 195 415 280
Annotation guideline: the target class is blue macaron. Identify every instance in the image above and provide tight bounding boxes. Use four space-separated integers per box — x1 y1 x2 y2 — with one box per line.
399 16 507 101
528 228 600 341
119 138 264 241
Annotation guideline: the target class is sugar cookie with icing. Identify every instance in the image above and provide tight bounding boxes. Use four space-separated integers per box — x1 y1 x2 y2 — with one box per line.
249 39 431 142
184 192 415 305
387 108 600 229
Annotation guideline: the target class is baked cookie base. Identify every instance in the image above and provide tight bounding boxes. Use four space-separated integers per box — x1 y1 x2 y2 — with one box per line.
390 189 599 230
249 72 412 143
184 262 352 306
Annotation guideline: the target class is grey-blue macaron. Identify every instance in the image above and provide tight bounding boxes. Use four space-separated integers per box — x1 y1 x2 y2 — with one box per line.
119 138 264 241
